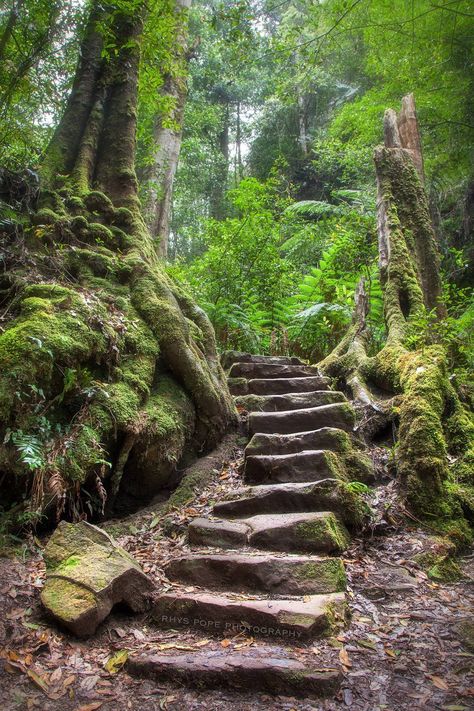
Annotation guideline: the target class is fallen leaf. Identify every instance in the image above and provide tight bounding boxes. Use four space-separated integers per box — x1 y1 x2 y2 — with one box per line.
429 675 449 691
194 639 210 647
104 650 128 674
158 643 195 651
356 639 377 650
221 638 231 648
339 648 352 668
50 668 63 683
75 703 103 711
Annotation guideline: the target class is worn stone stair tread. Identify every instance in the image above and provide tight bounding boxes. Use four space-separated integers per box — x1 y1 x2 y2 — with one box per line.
151 590 346 640
213 479 349 519
222 351 304 368
229 375 331 396
188 512 350 554
248 402 355 436
229 362 320 380
236 390 345 413
243 449 338 484
127 650 342 697
164 552 346 594
245 427 355 458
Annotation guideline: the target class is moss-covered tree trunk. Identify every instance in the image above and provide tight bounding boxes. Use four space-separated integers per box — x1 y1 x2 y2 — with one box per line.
320 95 474 546
0 0 236 527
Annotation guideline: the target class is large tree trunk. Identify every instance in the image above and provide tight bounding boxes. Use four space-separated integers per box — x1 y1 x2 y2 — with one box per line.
141 0 191 258
0 1 236 526
319 95 474 546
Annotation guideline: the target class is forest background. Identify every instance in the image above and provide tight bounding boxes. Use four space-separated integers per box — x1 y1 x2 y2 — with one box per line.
1 0 472 372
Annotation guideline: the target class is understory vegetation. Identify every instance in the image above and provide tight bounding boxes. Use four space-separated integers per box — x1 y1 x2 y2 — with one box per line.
0 0 473 544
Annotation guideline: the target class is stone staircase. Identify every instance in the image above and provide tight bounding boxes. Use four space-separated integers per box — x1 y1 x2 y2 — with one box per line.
128 353 373 698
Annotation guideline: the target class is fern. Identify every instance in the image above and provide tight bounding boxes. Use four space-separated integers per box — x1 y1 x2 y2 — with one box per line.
10 431 44 471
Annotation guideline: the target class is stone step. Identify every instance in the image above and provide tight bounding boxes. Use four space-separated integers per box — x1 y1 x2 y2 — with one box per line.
248 402 355 436
188 512 350 554
229 362 320 380
236 390 345 413
213 480 356 524
221 351 303 369
243 449 338 484
164 553 346 595
245 427 353 458
127 651 342 698
151 590 347 641
229 375 331 396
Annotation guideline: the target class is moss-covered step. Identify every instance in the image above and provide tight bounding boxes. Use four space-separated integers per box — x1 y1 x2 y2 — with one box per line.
229 362 320 380
127 650 342 698
40 521 154 637
151 590 347 641
188 512 350 554
245 427 355 458
236 390 345 413
248 402 355 436
213 480 367 528
229 375 331 396
244 449 342 484
221 351 303 369
164 553 347 595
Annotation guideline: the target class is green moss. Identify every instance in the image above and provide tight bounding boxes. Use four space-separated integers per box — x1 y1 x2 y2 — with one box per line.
31 208 62 226
294 558 347 592
296 513 350 552
41 578 96 622
414 549 463 582
84 191 114 217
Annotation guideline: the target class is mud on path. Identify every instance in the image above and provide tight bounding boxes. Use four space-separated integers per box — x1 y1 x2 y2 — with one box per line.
0 446 473 711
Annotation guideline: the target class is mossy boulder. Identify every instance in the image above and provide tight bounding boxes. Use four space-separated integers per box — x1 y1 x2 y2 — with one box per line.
40 521 154 636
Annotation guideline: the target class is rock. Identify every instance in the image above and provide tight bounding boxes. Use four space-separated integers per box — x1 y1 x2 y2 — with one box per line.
151 590 346 640
457 617 474 652
248 402 355 436
40 521 154 637
243 449 337 484
221 351 302 369
236 390 345 413
188 517 250 548
213 480 348 519
164 553 347 594
245 427 354 458
229 375 331 396
188 512 350 554
127 650 342 697
247 511 350 554
229 362 320 379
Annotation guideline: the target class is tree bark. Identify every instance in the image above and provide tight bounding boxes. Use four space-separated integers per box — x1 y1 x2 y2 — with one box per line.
0 0 236 526
141 0 192 258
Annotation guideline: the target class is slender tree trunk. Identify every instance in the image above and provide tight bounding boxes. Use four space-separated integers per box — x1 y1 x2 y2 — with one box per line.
142 0 192 258
0 0 24 62
209 100 230 219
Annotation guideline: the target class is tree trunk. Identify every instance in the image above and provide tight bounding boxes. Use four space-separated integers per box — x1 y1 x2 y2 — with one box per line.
141 0 191 258
0 0 236 527
209 101 230 219
319 95 474 546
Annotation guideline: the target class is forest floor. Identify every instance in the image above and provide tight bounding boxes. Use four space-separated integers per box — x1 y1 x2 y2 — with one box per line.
1 445 474 711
